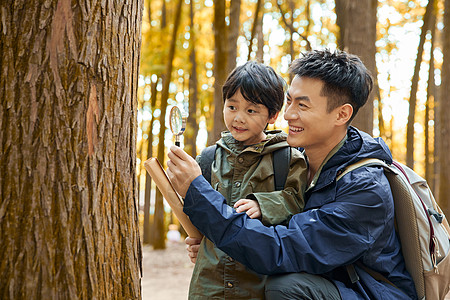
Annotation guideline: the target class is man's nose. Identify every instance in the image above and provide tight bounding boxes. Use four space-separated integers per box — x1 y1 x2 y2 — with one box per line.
284 104 297 120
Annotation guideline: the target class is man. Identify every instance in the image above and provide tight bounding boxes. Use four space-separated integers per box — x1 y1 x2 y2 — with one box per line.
167 49 417 299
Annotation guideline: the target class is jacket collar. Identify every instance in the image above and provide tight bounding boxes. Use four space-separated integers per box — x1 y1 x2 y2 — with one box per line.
308 126 393 192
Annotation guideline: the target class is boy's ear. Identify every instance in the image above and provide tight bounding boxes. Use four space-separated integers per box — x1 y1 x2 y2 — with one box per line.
335 104 353 125
268 112 280 124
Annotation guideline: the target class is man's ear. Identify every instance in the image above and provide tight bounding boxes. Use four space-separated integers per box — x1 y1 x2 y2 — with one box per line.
336 104 353 125
268 111 280 124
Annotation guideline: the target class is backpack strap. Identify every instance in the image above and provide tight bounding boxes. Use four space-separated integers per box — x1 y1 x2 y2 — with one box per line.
336 158 388 181
337 158 408 296
198 145 217 184
273 147 291 191
198 145 291 191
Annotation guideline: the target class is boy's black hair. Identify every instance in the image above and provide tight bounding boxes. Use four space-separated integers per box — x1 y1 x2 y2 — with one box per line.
222 61 286 118
289 49 373 122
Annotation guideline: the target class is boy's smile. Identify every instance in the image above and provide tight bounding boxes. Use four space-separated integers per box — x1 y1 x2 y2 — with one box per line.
223 89 278 145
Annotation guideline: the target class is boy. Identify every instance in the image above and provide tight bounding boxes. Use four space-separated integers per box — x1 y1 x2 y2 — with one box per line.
189 61 307 299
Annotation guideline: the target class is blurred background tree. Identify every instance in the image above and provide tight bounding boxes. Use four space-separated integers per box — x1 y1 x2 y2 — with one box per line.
137 0 450 249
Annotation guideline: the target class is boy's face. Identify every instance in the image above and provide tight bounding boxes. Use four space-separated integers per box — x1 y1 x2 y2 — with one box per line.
223 89 278 145
284 76 342 154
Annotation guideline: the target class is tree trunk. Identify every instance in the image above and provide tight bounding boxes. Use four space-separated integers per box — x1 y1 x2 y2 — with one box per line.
227 0 241 73
0 0 143 298
335 0 377 135
425 11 436 186
145 0 166 246
277 1 311 82
247 0 263 61
186 0 199 158
153 0 184 250
143 78 158 244
406 0 434 169
256 9 265 63
210 0 228 145
439 0 450 217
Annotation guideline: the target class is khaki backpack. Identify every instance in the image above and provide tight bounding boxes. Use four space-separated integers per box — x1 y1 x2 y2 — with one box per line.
338 158 450 299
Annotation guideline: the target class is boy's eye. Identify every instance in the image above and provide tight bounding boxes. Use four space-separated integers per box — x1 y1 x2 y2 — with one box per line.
248 109 257 114
228 105 236 110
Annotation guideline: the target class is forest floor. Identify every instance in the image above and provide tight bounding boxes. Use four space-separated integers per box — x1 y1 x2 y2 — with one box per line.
141 241 194 300
141 240 450 300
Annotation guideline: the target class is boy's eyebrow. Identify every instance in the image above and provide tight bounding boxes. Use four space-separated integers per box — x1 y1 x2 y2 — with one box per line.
286 92 310 102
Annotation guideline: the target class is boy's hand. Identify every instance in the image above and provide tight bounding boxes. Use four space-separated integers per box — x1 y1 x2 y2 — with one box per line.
167 146 202 198
185 237 202 264
234 199 261 219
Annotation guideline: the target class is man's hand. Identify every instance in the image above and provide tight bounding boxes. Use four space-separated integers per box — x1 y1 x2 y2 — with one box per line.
185 236 202 264
167 146 202 198
234 199 261 219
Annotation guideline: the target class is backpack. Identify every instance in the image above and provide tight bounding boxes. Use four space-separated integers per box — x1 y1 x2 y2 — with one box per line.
338 158 450 300
198 145 291 191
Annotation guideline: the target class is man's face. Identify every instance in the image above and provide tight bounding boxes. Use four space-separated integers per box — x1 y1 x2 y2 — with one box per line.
284 76 340 154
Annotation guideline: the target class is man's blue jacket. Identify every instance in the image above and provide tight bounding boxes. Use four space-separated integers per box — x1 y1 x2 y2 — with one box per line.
183 127 417 299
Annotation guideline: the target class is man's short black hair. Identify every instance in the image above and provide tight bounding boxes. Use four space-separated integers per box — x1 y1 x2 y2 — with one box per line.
223 61 286 118
289 49 373 121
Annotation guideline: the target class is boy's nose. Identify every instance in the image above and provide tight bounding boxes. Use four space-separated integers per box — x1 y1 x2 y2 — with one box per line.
234 112 245 123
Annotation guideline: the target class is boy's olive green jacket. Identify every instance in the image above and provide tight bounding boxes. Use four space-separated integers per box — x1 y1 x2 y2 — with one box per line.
189 130 307 300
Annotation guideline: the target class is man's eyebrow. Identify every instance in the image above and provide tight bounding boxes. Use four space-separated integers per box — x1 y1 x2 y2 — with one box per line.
286 92 310 102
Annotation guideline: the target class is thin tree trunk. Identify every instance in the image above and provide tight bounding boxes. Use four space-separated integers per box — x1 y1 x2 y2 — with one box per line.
153 0 184 250
227 0 241 73
148 0 152 28
335 0 377 135
247 0 263 61
210 0 228 145
147 0 167 246
143 78 158 244
0 0 143 298
406 0 434 169
277 1 312 82
439 0 450 217
256 9 265 63
425 11 436 185
186 0 199 158
335 0 346 50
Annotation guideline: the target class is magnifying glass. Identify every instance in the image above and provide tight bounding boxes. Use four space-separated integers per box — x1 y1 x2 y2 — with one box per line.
169 106 186 147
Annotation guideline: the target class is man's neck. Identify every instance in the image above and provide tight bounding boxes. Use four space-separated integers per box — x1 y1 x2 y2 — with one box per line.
306 129 348 184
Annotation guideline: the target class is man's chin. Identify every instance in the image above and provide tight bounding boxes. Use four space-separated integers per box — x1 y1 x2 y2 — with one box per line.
287 135 303 148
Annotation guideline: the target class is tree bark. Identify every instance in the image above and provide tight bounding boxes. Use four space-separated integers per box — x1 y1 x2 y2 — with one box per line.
256 10 265 63
143 78 158 244
153 0 184 250
227 0 241 73
439 0 450 217
406 0 434 169
210 0 228 145
247 0 263 61
0 0 143 298
335 0 377 135
186 0 199 158
425 10 436 186
277 1 312 82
